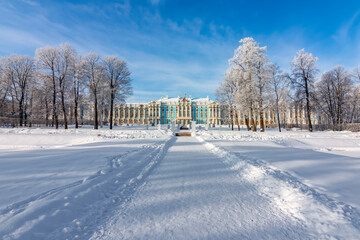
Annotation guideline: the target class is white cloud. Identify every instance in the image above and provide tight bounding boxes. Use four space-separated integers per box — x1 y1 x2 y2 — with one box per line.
0 1 233 103
332 11 360 43
0 25 45 48
21 0 39 6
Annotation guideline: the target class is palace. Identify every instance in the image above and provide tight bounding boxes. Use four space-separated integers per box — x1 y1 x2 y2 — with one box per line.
115 95 221 126
81 94 319 126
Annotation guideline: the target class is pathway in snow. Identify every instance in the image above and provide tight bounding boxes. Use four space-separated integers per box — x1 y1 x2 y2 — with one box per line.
90 137 328 239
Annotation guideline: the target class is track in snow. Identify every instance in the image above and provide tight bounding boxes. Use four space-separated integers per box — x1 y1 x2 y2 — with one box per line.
2 135 360 239
89 136 360 239
0 137 174 240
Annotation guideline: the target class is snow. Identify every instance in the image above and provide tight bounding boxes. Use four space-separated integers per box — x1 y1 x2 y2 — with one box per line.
1 126 360 239
155 96 212 103
0 126 169 209
91 137 310 239
199 129 360 208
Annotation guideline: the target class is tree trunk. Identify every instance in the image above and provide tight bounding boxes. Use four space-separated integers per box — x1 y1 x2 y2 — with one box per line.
61 89 68 129
231 107 234 131
235 112 240 131
73 81 79 129
252 117 257 132
275 94 281 132
258 79 264 132
100 105 104 128
94 92 98 129
80 105 84 125
18 89 26 127
295 104 299 128
74 100 78 128
28 94 33 128
245 116 250 131
277 111 281 132
52 72 58 129
260 111 265 132
304 79 313 132
250 107 256 132
19 101 23 127
45 96 49 127
11 95 16 127
110 91 114 129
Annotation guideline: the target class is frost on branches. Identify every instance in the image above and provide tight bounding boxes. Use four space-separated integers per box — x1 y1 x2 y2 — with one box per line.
290 49 319 132
218 37 272 132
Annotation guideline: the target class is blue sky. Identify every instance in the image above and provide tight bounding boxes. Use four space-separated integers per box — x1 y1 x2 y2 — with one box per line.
1 0 360 102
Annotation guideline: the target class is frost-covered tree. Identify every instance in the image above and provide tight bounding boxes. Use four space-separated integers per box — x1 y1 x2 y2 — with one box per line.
55 43 77 129
36 46 59 128
2 55 35 126
353 66 360 83
315 71 335 126
98 80 109 128
253 46 271 132
215 67 238 130
290 49 319 132
269 64 286 132
0 60 12 116
347 86 360 123
83 53 104 129
72 56 87 128
227 37 271 132
25 75 41 127
316 66 352 129
103 56 132 129
332 66 352 125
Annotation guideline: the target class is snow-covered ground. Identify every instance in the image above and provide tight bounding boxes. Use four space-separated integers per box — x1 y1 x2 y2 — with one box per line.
0 126 169 210
199 128 360 209
0 126 360 239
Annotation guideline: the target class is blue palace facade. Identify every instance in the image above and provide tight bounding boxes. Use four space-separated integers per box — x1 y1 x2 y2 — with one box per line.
81 94 319 126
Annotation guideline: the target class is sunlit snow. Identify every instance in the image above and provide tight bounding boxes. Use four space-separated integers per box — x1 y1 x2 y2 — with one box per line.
0 126 360 239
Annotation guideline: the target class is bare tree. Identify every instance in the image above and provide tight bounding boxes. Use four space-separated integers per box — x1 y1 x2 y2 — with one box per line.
83 53 104 129
349 66 360 123
73 56 86 128
331 66 352 126
253 49 271 132
36 46 59 129
2 55 35 126
215 68 238 130
55 43 76 129
0 59 12 116
98 80 109 128
269 64 284 132
103 56 132 129
347 86 360 123
25 76 40 127
316 66 352 130
290 49 319 132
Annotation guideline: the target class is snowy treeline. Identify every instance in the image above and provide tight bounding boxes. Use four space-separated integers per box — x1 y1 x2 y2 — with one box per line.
0 43 132 129
216 37 360 132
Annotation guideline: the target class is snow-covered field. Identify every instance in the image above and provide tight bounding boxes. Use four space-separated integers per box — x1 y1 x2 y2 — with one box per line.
200 128 360 209
0 126 360 239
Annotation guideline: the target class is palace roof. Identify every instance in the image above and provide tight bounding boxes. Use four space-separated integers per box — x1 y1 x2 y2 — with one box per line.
156 95 213 104
122 95 216 106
